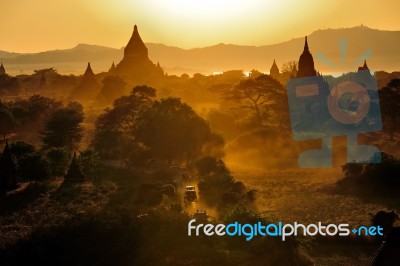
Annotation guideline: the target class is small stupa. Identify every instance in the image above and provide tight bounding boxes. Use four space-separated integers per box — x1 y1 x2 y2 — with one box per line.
0 62 6 75
64 152 85 181
70 62 101 102
270 59 280 80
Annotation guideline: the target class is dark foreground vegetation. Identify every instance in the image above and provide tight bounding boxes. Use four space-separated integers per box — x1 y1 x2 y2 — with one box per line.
0 163 316 266
0 57 399 264
338 153 400 196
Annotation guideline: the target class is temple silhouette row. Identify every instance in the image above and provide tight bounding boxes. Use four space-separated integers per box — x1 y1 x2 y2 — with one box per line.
269 36 370 81
0 26 372 104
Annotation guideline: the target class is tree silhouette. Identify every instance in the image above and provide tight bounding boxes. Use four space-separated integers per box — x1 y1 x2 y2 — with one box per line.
96 85 156 134
93 85 156 159
281 60 298 77
135 97 216 164
380 79 400 140
97 76 127 107
18 152 51 181
0 104 16 139
41 102 84 149
45 147 71 177
221 75 286 128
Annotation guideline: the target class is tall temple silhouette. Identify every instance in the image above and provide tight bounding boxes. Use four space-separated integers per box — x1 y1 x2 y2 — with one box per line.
0 62 6 75
297 36 317 78
269 59 280 80
114 25 164 82
70 62 101 102
357 60 370 72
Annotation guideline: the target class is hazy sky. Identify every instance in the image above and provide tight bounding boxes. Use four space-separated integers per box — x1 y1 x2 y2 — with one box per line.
0 0 399 53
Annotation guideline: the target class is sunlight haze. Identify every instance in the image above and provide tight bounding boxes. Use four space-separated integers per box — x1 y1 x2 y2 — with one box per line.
0 0 399 52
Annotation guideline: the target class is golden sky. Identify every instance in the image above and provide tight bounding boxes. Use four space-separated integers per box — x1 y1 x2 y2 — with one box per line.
0 0 399 53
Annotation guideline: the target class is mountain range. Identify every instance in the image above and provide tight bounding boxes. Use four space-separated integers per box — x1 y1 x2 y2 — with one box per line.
1 26 399 76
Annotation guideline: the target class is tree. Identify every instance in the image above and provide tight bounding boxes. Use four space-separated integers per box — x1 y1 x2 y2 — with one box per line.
221 75 286 128
77 148 99 177
10 141 35 158
248 69 263 79
135 97 218 164
195 156 230 177
23 95 61 119
5 95 62 144
33 68 57 75
45 147 71 177
197 172 235 207
93 86 156 159
18 153 51 181
0 74 20 96
0 104 16 139
0 141 17 191
281 60 298 75
41 102 84 149
96 85 156 134
97 76 127 107
94 88 222 164
380 79 400 140
220 70 245 83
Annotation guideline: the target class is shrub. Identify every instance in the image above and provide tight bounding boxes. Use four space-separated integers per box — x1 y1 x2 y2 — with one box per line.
45 147 71 177
18 153 51 181
338 153 400 195
194 156 230 176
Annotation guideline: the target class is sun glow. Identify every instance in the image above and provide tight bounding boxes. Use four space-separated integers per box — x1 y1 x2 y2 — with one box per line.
107 0 287 48
1 0 400 52
144 0 271 21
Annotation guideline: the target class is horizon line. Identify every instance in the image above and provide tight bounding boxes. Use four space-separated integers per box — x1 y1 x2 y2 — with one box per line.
1 24 399 54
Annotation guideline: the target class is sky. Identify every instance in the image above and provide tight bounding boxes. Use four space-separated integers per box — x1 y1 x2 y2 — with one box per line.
0 0 399 53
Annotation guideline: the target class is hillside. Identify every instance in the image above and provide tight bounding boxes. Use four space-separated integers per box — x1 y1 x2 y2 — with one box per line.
1 26 399 75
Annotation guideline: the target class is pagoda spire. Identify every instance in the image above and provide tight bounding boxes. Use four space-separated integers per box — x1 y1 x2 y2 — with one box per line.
270 59 280 79
114 25 164 80
64 152 85 181
304 36 309 52
357 59 370 72
109 61 116 72
85 62 94 75
297 36 316 77
70 62 100 102
0 62 5 75
363 60 369 69
123 24 148 59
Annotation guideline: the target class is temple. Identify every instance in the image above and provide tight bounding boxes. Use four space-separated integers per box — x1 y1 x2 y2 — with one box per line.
358 60 370 72
297 36 317 78
269 59 280 80
64 152 85 181
0 62 6 75
109 61 116 73
114 25 164 81
70 62 101 102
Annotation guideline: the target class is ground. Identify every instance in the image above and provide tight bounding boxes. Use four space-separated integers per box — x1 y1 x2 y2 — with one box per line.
233 166 400 265
0 164 398 265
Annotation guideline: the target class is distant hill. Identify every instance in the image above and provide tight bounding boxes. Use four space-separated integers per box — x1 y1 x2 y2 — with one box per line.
1 26 399 76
